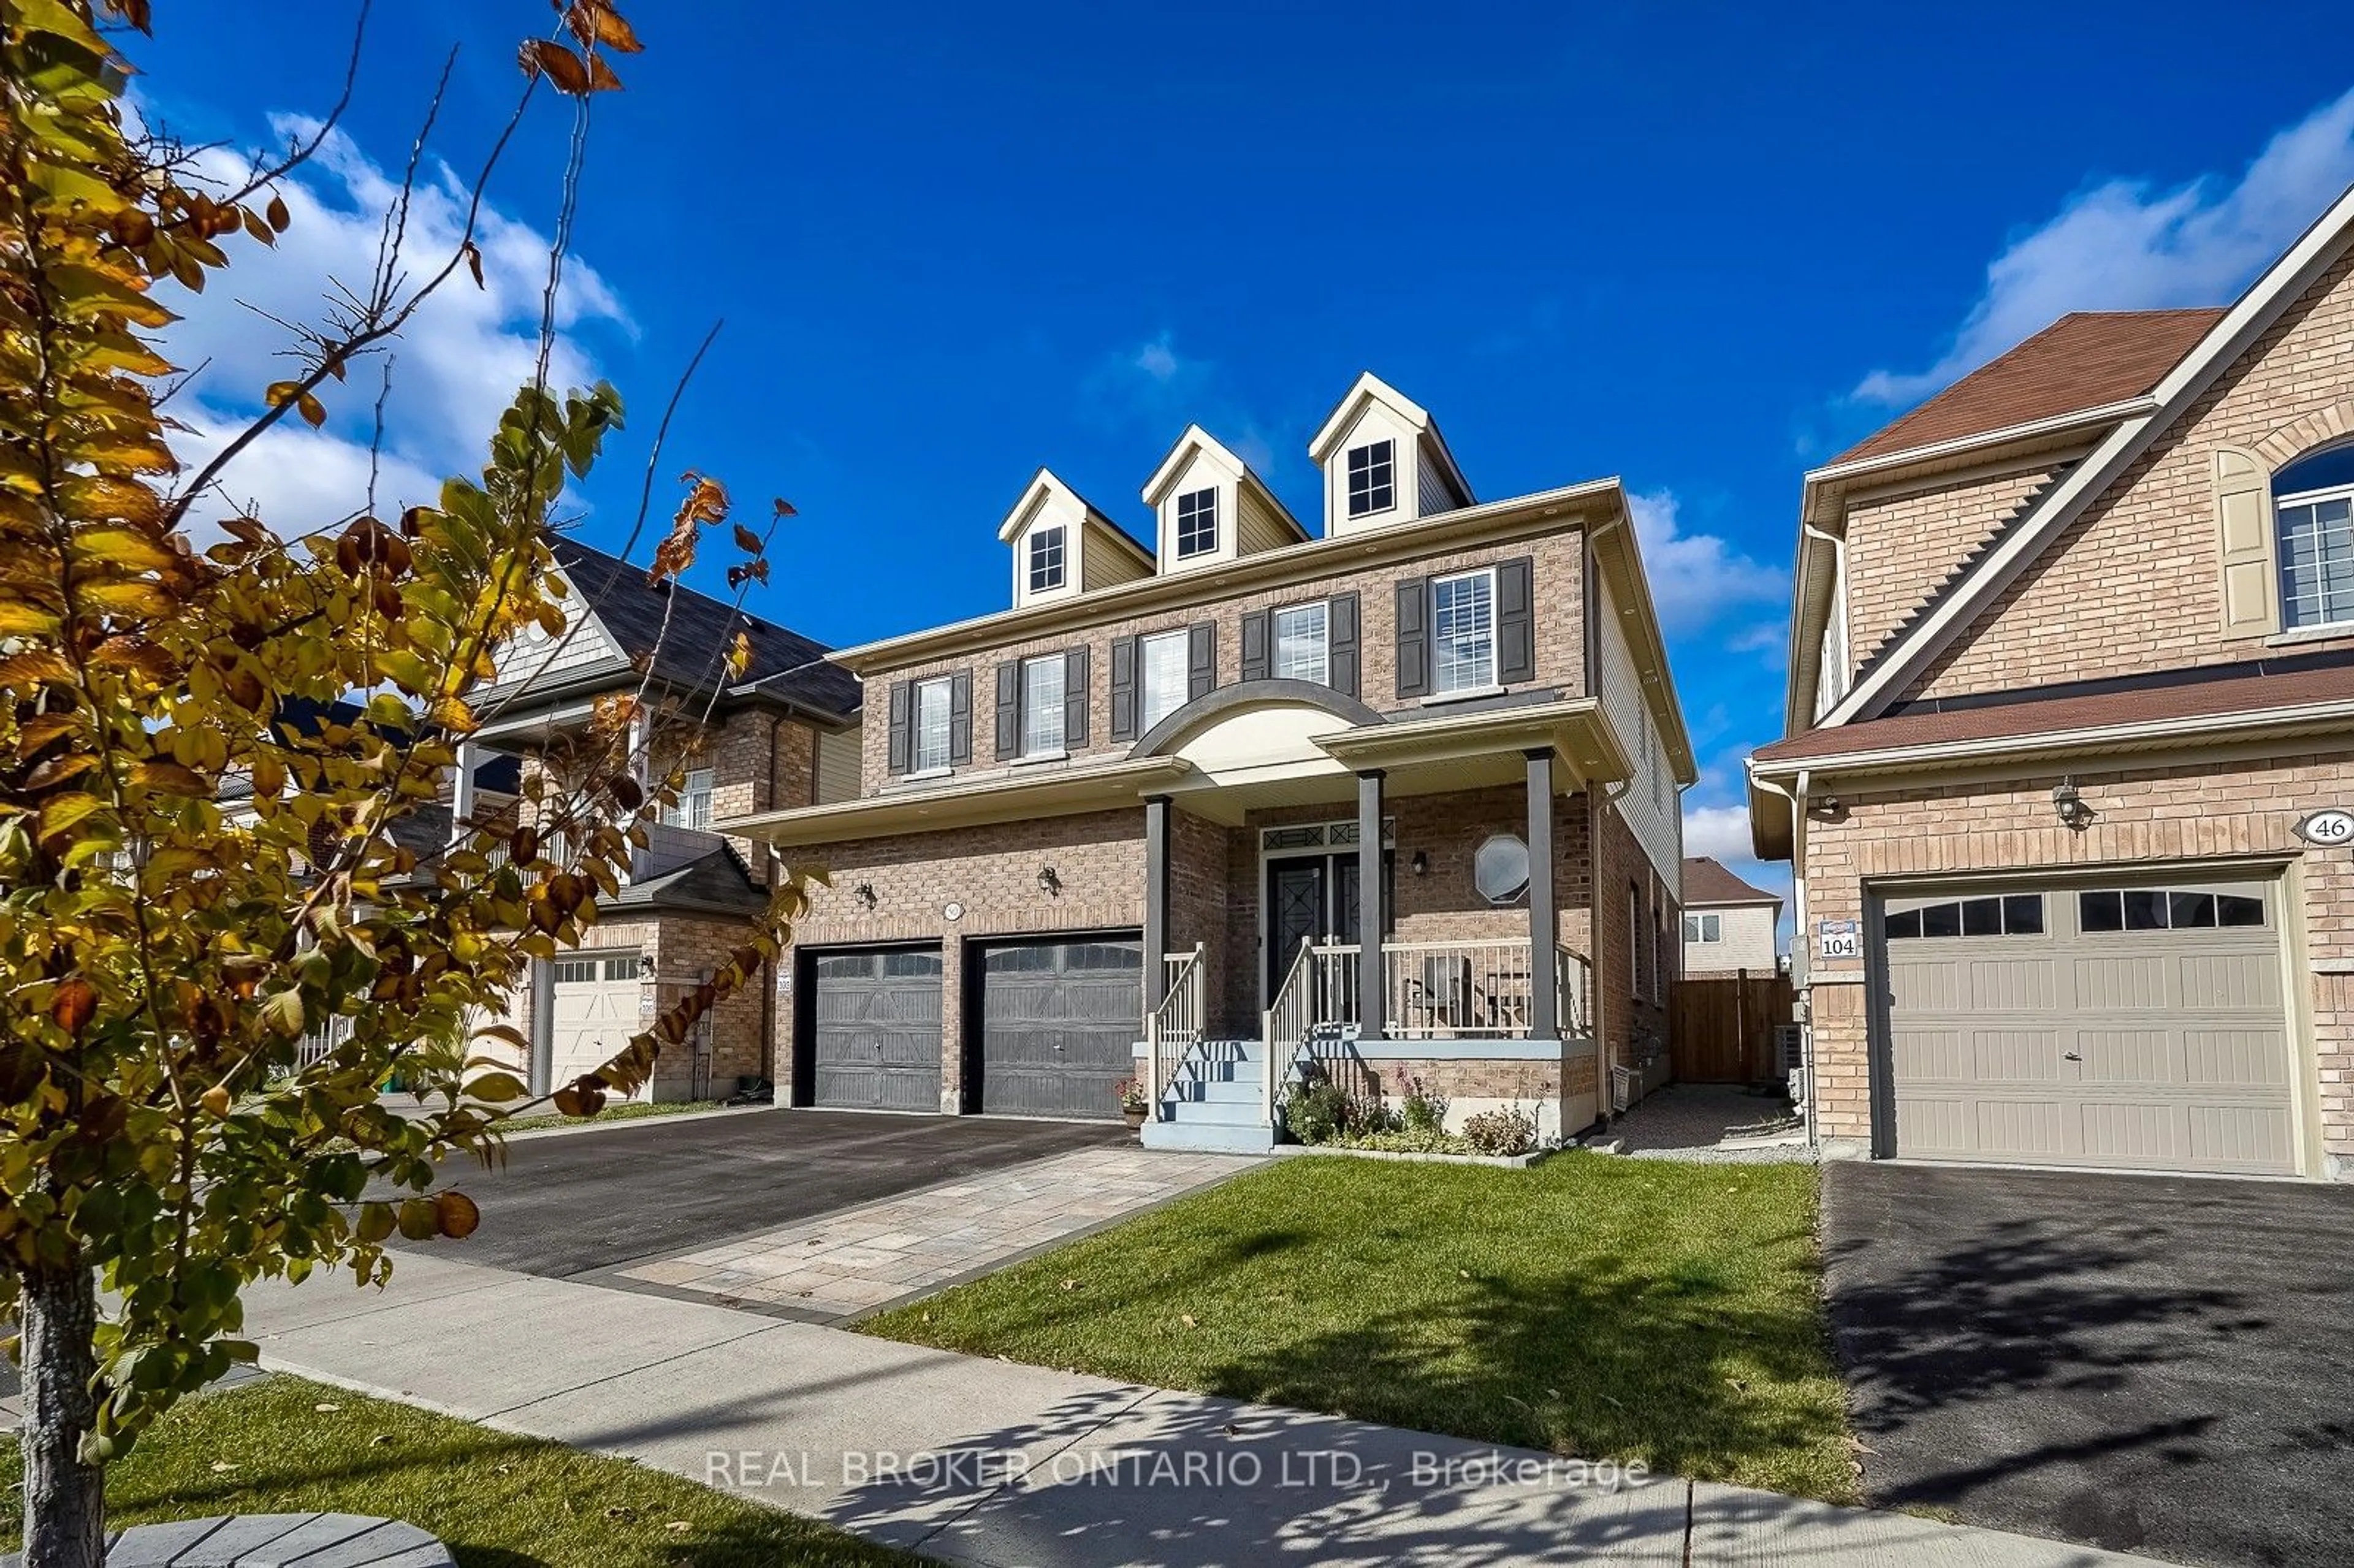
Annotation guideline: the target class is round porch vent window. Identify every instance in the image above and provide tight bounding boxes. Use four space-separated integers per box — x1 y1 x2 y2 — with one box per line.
1474 834 1531 905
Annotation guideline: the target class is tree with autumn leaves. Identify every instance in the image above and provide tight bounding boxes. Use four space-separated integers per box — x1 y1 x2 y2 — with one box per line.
0 4 808 1562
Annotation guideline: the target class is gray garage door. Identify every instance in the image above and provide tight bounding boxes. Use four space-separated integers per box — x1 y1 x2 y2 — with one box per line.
811 947 943 1112
1880 879 2296 1175
978 938 1143 1119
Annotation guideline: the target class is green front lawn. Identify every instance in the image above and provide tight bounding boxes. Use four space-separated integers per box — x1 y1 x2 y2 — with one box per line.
1 1376 911 1568
863 1152 1856 1502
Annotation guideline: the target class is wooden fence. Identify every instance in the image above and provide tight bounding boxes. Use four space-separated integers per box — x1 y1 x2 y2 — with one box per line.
1670 971 1794 1084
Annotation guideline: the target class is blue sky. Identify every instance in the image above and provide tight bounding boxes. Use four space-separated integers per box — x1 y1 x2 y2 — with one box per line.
135 2 2354 904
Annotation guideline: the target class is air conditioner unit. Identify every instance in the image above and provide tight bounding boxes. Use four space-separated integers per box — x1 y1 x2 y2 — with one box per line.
1773 1023 1805 1074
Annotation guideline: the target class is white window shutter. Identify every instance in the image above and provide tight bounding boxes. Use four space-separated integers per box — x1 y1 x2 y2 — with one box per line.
2213 447 2279 638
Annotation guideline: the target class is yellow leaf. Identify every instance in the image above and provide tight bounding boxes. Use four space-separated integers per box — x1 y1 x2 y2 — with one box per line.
519 39 593 94
296 392 326 429
261 989 305 1039
72 527 175 574
0 602 60 637
129 758 209 796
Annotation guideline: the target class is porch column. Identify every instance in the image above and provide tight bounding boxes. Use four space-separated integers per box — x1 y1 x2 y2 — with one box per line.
1144 794 1171 1011
1357 769 1385 1041
528 954 555 1097
449 740 478 847
1525 748 1558 1042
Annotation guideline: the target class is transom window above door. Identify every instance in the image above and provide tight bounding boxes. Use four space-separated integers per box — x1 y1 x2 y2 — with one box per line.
1273 602 1328 683
1175 487 1219 558
2272 444 2354 630
1346 440 1395 517
1431 569 1496 693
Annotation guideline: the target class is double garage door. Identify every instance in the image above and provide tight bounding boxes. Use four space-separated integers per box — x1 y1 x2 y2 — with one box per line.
1880 877 2298 1176
807 937 1142 1119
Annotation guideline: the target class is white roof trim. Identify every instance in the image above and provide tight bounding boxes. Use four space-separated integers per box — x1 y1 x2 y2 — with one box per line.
1141 424 1243 507
1802 396 2157 487
992 467 1153 561
1308 371 1433 462
1824 180 2354 726
1751 696 2354 778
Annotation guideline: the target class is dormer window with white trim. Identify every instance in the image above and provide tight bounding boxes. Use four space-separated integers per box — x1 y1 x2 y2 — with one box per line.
1346 440 1395 518
1027 525 1066 594
1176 487 1219 558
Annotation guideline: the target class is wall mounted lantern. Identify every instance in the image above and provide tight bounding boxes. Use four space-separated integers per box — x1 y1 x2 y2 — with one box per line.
2052 778 2093 831
1037 865 1062 898
851 881 878 910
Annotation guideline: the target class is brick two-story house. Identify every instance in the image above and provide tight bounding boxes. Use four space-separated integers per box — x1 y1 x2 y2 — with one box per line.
463 538 862 1101
1749 185 2354 1181
726 373 1695 1152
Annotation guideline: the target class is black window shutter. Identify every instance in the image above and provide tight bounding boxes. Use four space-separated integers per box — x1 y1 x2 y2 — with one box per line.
1064 647 1089 747
1497 556 1536 683
993 661 1020 761
948 670 973 766
1187 622 1216 702
1240 609 1270 683
886 679 912 775
1394 576 1430 698
1328 592 1360 697
1109 635 1139 743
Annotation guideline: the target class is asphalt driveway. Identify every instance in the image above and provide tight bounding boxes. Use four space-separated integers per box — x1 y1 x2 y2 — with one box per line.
389 1108 1127 1278
1821 1161 2354 1568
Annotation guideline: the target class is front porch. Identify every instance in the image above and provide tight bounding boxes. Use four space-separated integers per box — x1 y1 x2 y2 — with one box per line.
1133 712 1612 1153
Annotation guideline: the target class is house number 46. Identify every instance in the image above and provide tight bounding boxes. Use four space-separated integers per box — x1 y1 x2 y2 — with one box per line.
2295 809 2354 848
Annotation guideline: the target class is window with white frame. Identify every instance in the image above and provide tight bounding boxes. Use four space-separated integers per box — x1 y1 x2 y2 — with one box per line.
1431 569 1496 694
1346 440 1395 517
1139 629 1189 733
1273 602 1329 684
912 676 954 772
1020 655 1065 756
1027 525 1066 594
1175 487 1219 558
2275 445 2354 630
660 766 714 830
1684 913 1721 943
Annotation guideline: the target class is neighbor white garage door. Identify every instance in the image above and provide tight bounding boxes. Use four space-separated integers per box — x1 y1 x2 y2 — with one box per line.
551 948 645 1097
1880 878 2297 1176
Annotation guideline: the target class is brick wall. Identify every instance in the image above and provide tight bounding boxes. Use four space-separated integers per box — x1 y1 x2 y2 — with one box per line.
1842 463 2058 671
1797 748 2354 1168
1899 248 2354 702
858 526 1590 794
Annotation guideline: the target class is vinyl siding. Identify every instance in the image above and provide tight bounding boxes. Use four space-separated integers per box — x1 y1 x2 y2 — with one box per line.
815 725 862 804
1594 571 1683 888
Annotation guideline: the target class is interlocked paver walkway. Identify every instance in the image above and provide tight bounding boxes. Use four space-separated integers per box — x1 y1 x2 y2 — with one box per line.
616 1144 1257 1320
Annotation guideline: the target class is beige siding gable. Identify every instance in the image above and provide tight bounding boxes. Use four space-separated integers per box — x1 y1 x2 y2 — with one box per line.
491 573 624 687
1900 246 2354 705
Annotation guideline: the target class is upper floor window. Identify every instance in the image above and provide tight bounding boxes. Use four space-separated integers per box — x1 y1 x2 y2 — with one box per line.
1431 569 1496 694
1027 526 1066 593
1273 602 1328 684
912 676 954 773
1683 913 1720 943
1176 487 1219 558
1347 440 1395 517
1139 629 1190 732
2274 444 2354 630
660 766 714 830
1020 655 1065 756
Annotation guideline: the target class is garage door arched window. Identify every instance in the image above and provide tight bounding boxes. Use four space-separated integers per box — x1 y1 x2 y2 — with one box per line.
1884 894 2044 940
2272 443 2354 630
2078 888 2266 933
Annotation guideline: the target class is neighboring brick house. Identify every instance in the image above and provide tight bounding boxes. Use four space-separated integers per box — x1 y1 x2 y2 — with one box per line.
1748 186 2354 1181
725 373 1696 1151
1680 858 1781 978
463 538 861 1102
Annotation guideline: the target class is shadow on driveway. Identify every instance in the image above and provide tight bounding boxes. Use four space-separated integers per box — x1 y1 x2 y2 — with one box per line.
1821 1161 2354 1568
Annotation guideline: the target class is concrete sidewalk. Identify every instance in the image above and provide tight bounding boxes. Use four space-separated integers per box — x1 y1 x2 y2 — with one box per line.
240 1253 2150 1567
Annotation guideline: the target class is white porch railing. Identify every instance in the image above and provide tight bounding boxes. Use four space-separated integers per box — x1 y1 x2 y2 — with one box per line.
1145 943 1205 1105
1382 938 1594 1040
1263 938 1357 1122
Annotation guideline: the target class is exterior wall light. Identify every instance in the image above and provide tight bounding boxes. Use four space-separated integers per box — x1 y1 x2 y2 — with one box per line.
1037 865 1062 897
2052 778 2093 831
1410 850 1430 877
851 881 878 910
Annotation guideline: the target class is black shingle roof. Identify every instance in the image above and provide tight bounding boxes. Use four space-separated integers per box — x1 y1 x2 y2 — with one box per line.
550 536 860 720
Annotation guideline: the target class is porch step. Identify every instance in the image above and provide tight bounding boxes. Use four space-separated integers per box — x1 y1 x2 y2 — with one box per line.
1165 1075 1262 1105
1142 1117 1275 1155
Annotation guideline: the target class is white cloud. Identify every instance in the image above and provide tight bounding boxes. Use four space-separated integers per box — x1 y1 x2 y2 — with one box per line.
156 113 628 535
1132 332 1182 384
1682 802 1792 916
1857 87 2354 405
1082 331 1289 487
1628 490 1787 636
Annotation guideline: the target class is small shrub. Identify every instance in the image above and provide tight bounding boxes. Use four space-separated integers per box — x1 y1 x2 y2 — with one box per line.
1396 1074 1448 1135
1461 1104 1539 1157
1282 1060 1390 1144
1335 1126 1472 1155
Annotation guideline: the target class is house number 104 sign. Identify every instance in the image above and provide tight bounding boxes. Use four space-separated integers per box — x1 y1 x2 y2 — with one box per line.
2295 809 2354 847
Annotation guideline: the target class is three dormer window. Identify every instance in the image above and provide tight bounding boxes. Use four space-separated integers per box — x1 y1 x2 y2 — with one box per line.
1027 525 1066 593
1176 487 1219 558
1347 440 1395 518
